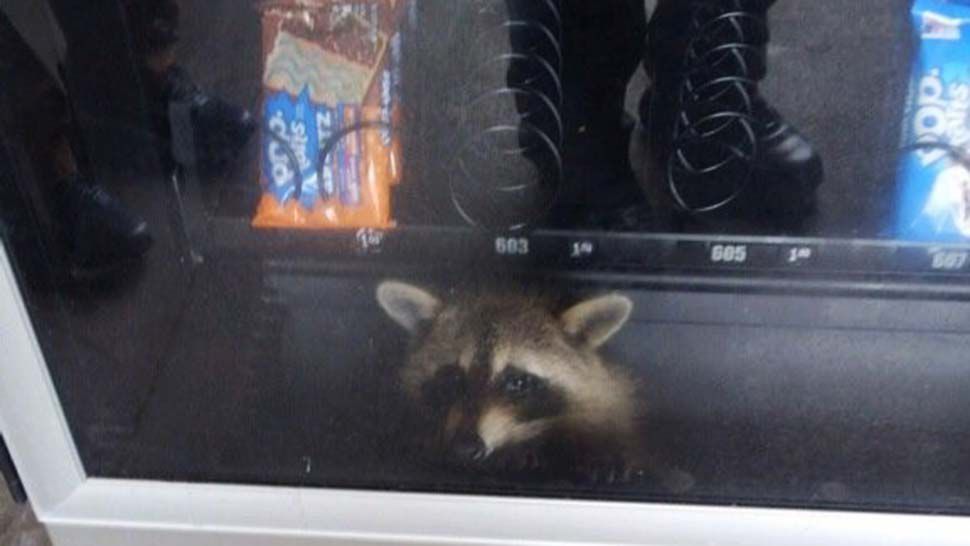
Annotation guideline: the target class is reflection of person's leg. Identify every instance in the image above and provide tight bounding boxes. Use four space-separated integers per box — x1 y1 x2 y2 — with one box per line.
561 0 651 229
643 0 823 224
559 0 645 140
122 0 256 170
0 12 152 273
122 0 181 129
0 14 74 188
505 0 651 229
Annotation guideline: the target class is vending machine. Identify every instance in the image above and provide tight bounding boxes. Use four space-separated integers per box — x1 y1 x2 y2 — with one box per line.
1 1 969 544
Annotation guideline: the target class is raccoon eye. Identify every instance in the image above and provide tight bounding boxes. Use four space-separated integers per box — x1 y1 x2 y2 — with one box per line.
502 370 544 397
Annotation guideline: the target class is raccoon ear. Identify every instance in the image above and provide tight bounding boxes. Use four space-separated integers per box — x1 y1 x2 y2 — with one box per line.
376 281 442 334
560 294 633 348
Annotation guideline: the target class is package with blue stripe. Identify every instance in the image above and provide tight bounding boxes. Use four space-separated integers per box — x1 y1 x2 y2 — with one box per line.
898 0 970 241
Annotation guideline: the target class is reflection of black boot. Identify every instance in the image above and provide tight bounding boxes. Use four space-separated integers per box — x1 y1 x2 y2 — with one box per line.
54 175 153 273
161 65 257 171
641 0 823 228
560 120 653 231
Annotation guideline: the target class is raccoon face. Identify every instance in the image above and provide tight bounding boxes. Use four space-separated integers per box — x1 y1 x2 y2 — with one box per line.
417 358 567 462
377 281 636 467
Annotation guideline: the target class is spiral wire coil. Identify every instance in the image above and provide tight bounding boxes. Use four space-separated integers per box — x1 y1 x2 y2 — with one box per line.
666 1 767 214
450 0 564 230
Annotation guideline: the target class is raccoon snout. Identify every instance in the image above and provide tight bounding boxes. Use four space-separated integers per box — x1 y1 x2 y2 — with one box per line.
452 431 488 463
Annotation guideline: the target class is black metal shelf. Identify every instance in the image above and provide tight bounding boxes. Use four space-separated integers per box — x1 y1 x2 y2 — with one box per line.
199 217 970 283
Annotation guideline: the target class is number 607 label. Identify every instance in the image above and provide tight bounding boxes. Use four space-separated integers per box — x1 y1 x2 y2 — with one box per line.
929 249 969 271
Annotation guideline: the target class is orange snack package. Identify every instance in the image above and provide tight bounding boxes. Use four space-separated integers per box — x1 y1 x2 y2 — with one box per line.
253 0 404 229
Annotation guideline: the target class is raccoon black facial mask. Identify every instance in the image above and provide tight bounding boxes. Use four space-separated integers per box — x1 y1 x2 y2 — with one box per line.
496 368 566 421
376 281 640 479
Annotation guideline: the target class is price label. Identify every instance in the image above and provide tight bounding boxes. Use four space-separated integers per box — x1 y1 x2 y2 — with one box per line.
355 228 385 255
570 240 596 260
781 245 819 268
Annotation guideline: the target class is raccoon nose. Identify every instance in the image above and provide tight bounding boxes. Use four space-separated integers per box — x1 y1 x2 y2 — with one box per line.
452 433 487 462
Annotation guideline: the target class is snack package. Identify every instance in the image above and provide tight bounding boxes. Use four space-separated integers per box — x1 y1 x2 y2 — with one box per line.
897 0 970 241
254 0 405 229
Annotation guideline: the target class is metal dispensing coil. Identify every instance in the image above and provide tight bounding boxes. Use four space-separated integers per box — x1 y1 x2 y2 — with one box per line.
449 0 564 230
664 3 762 214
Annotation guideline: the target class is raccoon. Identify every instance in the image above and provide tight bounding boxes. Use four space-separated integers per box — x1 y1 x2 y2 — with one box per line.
377 280 643 483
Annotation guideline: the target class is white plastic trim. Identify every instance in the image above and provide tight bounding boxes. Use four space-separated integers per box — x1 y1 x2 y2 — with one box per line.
40 479 970 546
0 243 85 511
3 244 970 546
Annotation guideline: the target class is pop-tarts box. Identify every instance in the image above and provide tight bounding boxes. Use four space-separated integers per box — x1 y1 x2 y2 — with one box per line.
898 0 970 241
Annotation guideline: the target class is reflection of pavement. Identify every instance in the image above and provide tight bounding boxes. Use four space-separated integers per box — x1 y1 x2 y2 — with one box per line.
0 477 49 546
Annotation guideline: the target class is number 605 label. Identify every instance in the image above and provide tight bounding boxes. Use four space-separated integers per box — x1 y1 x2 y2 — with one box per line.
710 244 748 264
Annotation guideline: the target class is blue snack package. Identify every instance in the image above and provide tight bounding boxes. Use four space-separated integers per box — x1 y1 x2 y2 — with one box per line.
262 87 321 210
897 0 970 241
